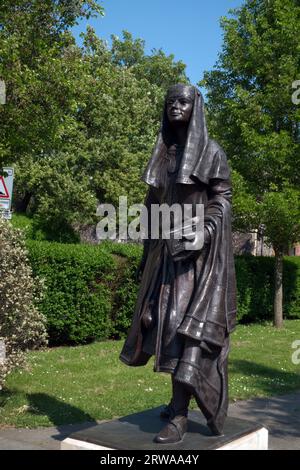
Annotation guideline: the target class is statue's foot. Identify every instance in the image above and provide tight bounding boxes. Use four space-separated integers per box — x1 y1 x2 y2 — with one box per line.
154 416 187 444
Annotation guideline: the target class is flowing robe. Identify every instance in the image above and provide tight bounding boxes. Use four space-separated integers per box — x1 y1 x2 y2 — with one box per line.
120 139 237 434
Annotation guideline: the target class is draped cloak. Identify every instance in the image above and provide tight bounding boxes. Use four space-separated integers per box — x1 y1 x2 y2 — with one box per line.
119 86 237 434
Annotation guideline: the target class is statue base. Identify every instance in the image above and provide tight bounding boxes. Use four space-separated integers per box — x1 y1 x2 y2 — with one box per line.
61 407 268 450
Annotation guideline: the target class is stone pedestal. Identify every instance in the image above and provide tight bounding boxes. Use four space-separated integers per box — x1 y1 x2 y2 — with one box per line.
61 407 268 450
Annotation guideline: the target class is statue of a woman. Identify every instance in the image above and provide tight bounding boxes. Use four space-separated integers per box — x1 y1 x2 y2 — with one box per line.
120 84 237 444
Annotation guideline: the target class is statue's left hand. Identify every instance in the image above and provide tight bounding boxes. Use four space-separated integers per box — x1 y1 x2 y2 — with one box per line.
183 227 210 252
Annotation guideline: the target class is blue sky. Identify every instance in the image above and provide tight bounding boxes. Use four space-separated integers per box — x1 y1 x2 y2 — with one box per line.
73 0 244 86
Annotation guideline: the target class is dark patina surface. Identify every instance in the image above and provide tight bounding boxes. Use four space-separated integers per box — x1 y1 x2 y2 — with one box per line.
120 84 237 439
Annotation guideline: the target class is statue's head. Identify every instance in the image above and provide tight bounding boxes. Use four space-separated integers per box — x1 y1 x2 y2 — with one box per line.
142 84 209 187
165 84 195 127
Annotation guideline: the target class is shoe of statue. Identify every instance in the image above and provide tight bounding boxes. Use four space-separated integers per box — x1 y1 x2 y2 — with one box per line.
154 415 188 444
160 405 224 436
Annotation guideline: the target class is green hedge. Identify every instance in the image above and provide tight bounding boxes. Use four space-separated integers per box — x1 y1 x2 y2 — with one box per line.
27 241 111 344
26 240 300 345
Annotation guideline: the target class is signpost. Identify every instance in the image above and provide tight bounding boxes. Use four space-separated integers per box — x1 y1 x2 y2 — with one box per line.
0 167 14 219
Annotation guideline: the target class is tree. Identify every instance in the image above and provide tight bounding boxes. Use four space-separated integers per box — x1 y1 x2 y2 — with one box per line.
75 29 189 211
111 31 189 94
259 188 300 327
0 1 104 166
0 1 105 240
202 0 300 327
78 28 166 209
1 11 189 239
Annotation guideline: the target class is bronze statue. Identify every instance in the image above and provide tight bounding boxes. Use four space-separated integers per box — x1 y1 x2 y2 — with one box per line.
120 84 237 444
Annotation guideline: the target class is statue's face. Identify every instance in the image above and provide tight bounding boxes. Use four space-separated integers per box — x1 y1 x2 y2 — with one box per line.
166 89 194 125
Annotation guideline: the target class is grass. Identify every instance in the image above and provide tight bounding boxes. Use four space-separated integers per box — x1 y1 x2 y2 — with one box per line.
1 321 300 428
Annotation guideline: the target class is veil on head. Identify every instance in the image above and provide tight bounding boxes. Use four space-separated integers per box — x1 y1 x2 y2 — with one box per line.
142 84 229 188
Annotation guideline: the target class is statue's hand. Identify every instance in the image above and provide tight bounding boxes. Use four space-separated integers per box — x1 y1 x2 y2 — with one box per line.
183 227 210 252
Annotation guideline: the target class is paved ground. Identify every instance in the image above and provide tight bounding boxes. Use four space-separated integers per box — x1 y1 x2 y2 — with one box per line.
0 391 299 450
229 392 300 450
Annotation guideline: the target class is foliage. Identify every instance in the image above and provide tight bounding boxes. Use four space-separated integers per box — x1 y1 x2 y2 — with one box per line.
25 239 141 345
201 0 300 326
10 213 35 239
202 0 300 246
111 30 189 93
0 5 188 239
258 187 300 253
0 218 47 389
235 255 300 322
105 241 142 336
0 1 105 240
27 240 115 345
26 240 142 344
231 169 257 232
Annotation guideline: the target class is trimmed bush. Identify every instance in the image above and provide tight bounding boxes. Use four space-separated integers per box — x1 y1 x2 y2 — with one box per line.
27 241 115 345
26 240 300 345
106 242 142 337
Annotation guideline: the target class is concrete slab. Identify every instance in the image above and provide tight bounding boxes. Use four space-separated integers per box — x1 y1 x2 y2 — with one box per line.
61 407 268 450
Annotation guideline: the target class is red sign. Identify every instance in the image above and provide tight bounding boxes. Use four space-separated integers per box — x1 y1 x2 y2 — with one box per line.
0 176 9 198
